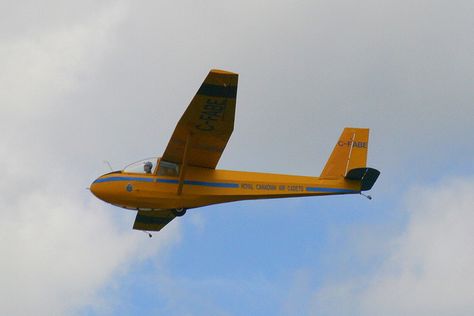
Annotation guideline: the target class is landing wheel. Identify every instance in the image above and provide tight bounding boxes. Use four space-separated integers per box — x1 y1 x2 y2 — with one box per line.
172 208 187 217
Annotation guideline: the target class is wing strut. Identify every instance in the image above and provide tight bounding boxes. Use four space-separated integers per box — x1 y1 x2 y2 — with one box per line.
177 134 191 195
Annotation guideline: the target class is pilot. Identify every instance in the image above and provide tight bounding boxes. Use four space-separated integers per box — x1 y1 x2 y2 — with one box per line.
144 161 153 174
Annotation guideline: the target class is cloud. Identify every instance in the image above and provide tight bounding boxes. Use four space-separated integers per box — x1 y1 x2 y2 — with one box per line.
360 177 474 315
0 147 182 313
309 176 474 315
0 2 181 314
0 1 126 113
0 184 180 315
2 0 474 314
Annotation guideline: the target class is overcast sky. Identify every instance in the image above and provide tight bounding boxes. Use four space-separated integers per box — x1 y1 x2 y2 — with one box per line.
1 0 474 315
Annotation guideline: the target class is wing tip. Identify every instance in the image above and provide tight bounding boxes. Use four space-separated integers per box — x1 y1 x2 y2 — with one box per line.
210 69 238 76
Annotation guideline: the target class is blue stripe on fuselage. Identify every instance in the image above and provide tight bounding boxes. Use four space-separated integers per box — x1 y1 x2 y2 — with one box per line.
93 176 154 183
94 176 238 188
184 180 239 188
94 176 355 193
156 178 239 188
156 178 178 184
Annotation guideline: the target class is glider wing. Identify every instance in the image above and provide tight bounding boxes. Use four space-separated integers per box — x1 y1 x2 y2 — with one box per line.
133 210 176 232
161 69 238 169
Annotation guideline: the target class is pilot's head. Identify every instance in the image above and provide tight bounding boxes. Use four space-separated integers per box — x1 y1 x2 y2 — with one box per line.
144 161 153 174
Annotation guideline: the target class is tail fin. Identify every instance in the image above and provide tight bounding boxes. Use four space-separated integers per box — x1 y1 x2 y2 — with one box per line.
320 128 369 178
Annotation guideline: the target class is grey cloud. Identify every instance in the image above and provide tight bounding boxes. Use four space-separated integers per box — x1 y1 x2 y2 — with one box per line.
69 0 474 180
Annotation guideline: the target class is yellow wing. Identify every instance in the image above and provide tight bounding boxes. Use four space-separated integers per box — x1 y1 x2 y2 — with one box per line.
161 69 238 169
133 210 176 232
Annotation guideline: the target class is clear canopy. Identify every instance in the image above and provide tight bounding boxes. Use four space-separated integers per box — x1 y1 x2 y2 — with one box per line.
122 157 180 176
123 157 158 174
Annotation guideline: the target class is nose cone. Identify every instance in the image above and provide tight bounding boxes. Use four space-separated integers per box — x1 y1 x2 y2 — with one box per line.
90 179 99 198
90 177 108 201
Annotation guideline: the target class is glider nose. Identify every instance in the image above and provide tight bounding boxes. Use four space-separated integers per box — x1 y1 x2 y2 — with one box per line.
90 178 106 201
90 179 99 197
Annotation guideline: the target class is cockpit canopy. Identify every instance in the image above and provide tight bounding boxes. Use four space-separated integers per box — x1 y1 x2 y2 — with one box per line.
122 157 180 177
123 157 158 174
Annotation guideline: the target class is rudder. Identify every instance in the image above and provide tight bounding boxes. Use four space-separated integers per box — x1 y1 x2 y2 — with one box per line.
320 128 369 178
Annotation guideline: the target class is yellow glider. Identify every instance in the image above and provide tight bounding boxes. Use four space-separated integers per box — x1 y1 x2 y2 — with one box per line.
90 69 380 234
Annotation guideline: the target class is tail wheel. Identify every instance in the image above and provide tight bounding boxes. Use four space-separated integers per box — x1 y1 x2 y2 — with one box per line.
172 208 187 217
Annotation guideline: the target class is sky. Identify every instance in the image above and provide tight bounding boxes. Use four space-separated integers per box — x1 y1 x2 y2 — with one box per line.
1 0 474 315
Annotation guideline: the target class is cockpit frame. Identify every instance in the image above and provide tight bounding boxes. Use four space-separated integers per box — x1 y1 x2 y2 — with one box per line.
122 157 180 177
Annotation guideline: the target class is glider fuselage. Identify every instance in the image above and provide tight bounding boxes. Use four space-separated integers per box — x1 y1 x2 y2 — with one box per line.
91 166 361 211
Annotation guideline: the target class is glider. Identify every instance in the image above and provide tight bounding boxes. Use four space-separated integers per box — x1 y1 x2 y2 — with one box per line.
90 69 380 235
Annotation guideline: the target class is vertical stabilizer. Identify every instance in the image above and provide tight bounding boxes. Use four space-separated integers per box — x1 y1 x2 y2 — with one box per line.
320 128 369 178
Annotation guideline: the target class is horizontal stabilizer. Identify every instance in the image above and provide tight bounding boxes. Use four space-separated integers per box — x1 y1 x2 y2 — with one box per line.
345 167 380 191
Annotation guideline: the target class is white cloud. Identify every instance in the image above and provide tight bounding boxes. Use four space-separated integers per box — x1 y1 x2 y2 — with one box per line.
309 176 474 316
0 185 180 315
360 177 474 315
0 2 181 315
